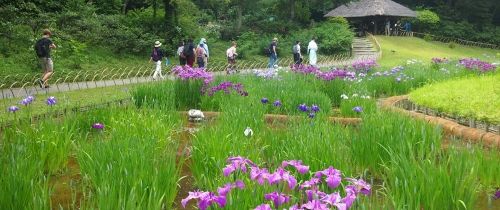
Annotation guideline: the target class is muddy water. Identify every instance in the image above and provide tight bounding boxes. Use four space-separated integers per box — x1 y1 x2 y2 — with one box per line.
49 157 82 209
172 121 199 210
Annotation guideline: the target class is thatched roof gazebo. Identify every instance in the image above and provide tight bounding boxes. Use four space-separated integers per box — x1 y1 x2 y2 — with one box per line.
325 0 416 34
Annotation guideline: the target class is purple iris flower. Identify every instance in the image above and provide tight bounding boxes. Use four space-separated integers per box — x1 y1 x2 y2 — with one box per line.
204 81 248 96
21 98 31 106
341 186 358 208
494 189 500 200
282 160 309 174
21 95 35 106
254 204 272 210
264 192 290 209
217 180 245 196
321 192 341 205
345 178 371 195
273 100 282 107
171 65 214 84
8 106 19 113
267 167 297 189
300 177 322 190
308 112 316 118
302 200 328 210
395 77 402 82
305 189 327 202
311 104 320 112
46 96 57 106
181 191 226 210
250 167 270 185
92 123 105 130
298 103 309 112
352 106 363 113
222 156 256 176
315 166 342 189
261 98 269 104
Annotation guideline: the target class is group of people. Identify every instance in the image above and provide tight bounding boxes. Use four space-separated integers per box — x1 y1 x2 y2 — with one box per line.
268 37 319 68
385 19 412 36
147 38 210 80
150 36 321 77
33 28 323 87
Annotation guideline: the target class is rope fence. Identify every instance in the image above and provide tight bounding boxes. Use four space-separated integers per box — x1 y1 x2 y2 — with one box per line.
0 52 381 99
394 30 499 50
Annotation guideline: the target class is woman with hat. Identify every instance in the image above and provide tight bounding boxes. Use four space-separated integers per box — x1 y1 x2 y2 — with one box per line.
149 41 165 80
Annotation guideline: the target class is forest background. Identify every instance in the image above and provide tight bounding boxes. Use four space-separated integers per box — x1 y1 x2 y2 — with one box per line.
1 0 499 76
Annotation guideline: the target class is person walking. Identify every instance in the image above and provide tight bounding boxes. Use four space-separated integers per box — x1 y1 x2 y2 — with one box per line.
196 43 207 68
184 39 196 67
199 38 209 67
149 41 164 80
307 38 318 67
385 19 391 36
177 40 186 65
34 29 56 89
226 41 238 74
292 41 302 65
394 20 401 36
404 21 412 32
268 38 278 68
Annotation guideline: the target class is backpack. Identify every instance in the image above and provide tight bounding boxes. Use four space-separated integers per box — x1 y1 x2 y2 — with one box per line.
183 44 193 57
34 38 48 58
292 45 299 54
196 47 205 58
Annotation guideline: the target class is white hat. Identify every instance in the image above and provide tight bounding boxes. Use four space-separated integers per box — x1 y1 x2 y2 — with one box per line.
154 41 162 47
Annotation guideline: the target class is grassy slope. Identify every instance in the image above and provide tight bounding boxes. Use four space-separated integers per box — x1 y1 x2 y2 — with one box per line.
409 73 500 124
0 47 145 76
0 84 134 123
376 36 500 67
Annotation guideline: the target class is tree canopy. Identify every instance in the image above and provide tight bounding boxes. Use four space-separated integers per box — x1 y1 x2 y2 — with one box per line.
0 0 498 58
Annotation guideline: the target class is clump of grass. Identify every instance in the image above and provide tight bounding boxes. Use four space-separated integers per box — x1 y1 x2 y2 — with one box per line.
351 111 442 175
131 81 175 109
0 119 78 209
77 108 182 209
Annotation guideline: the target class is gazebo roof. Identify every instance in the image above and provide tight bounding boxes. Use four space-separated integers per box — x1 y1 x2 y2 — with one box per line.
324 0 417 18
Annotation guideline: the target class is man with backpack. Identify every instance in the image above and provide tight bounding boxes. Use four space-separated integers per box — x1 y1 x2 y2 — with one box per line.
293 41 302 65
268 38 278 68
34 29 57 88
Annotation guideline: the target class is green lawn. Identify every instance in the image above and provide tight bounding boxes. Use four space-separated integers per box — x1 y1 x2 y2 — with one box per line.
409 73 500 124
376 36 500 67
0 84 134 123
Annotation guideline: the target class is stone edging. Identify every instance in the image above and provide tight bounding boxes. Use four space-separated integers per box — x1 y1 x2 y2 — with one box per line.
380 95 500 149
179 111 361 126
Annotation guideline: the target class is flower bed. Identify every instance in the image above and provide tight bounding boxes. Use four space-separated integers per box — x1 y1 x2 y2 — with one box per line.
2 62 500 209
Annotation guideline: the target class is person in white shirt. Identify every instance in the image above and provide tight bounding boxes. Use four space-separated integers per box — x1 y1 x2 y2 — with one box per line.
226 41 238 74
307 38 318 66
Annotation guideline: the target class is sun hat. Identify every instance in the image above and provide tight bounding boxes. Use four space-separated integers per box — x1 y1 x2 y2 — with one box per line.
273 37 278 41
154 41 162 47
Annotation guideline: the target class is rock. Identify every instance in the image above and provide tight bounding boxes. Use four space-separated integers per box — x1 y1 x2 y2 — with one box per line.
188 109 205 122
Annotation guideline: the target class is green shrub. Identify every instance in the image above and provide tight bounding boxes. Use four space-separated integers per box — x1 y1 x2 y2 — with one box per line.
423 34 433 42
448 41 457 49
416 9 440 32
